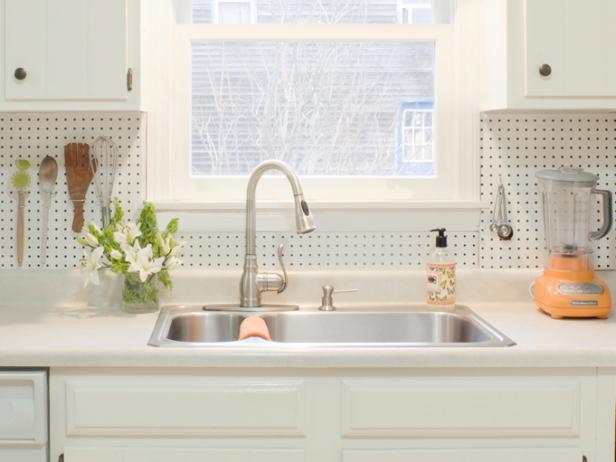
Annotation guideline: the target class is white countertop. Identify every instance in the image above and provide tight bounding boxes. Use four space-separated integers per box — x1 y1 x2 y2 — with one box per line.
1 268 616 369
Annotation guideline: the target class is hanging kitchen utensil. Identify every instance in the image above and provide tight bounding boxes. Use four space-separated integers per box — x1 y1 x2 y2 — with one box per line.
90 136 119 227
38 155 58 265
490 175 514 241
64 143 95 233
11 159 31 267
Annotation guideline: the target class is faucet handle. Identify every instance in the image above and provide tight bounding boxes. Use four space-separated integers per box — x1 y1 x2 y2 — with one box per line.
255 243 287 294
276 243 287 293
319 285 358 311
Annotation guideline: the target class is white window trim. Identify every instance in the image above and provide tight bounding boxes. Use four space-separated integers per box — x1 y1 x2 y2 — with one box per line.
155 200 484 233
144 0 484 232
170 24 456 202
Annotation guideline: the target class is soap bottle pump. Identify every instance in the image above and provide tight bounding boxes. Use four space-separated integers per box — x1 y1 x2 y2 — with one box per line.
426 228 456 306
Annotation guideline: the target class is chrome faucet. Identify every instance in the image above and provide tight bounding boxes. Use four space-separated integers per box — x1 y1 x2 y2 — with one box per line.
239 160 316 309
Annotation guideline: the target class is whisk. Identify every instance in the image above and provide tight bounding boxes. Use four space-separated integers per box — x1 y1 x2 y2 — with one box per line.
90 136 119 227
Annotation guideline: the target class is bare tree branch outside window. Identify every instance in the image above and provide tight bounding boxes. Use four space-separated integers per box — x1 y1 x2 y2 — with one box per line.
191 0 437 176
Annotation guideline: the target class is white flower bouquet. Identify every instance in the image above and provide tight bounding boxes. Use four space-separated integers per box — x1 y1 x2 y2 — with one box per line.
78 200 183 311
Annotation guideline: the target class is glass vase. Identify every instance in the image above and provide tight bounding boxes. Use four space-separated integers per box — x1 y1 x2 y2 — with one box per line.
122 273 160 313
87 270 121 309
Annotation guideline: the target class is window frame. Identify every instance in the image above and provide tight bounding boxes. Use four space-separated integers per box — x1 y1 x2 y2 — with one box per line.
145 0 483 231
212 0 256 24
166 24 456 202
398 0 433 24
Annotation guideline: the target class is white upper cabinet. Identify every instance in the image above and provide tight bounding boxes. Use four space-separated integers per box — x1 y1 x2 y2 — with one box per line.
481 0 616 110
525 0 616 98
0 0 140 110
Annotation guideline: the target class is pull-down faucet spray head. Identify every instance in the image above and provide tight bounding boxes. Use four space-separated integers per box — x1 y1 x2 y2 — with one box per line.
294 194 315 234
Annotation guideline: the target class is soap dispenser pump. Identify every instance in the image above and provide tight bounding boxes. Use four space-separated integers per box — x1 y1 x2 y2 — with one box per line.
426 228 456 306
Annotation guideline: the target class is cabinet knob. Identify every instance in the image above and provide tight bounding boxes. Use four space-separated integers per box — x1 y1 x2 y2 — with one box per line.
539 63 552 77
14 67 27 80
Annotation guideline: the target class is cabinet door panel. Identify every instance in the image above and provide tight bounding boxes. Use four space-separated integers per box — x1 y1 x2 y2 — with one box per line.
46 0 88 98
65 377 306 437
5 0 128 100
84 0 127 99
4 0 46 99
343 448 582 462
46 0 127 99
65 447 305 462
341 376 583 438
525 0 616 97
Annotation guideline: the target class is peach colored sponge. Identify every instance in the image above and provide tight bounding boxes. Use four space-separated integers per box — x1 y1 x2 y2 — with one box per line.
238 316 272 341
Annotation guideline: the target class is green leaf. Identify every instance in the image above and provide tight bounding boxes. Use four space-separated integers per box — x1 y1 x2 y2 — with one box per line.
111 261 129 274
102 224 116 244
138 202 158 246
159 270 172 289
110 198 125 225
164 218 179 236
152 232 163 258
87 223 103 239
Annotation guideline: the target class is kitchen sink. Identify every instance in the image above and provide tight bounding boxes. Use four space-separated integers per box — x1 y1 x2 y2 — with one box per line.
148 305 515 348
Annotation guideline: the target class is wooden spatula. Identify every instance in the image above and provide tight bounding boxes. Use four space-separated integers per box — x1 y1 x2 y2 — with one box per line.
64 143 95 233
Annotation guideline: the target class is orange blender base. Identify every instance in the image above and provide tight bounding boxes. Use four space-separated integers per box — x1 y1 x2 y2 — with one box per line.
534 256 611 319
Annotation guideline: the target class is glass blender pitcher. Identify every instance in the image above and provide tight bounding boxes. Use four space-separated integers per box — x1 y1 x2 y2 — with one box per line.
533 167 613 319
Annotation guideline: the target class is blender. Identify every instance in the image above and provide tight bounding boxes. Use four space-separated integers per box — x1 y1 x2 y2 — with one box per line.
533 167 613 319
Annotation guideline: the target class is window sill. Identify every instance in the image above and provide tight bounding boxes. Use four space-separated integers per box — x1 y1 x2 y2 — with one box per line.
154 200 486 233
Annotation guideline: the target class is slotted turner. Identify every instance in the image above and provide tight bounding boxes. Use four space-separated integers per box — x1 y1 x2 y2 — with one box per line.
64 143 95 233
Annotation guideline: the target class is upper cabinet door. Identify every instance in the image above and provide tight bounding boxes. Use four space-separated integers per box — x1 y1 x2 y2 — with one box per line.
525 0 616 97
5 0 128 101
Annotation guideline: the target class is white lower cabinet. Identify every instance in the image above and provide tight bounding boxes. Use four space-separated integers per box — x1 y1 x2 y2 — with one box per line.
50 369 600 462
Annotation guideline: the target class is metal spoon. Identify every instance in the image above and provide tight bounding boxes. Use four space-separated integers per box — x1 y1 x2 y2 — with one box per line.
38 155 58 266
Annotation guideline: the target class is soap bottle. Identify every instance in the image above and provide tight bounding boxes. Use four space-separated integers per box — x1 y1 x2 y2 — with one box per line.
426 228 456 306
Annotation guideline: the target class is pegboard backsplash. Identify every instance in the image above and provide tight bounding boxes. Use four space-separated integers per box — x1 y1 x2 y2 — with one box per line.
479 114 616 270
1 111 615 271
179 232 479 270
0 112 145 268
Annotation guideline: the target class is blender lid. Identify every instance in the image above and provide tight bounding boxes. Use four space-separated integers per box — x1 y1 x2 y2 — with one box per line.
535 166 598 186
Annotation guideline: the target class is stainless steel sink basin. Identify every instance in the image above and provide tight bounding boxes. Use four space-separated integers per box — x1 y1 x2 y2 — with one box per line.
149 305 515 348
166 312 245 343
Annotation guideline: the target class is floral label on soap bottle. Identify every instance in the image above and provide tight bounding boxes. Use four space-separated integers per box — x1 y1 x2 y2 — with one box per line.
427 263 456 305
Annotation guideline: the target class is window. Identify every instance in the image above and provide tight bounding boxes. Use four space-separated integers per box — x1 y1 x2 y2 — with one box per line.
194 0 440 24
211 0 255 24
399 0 433 24
154 0 480 208
396 101 434 176
192 41 435 176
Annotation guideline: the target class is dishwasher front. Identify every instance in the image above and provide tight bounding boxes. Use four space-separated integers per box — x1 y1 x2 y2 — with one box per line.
0 370 47 462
